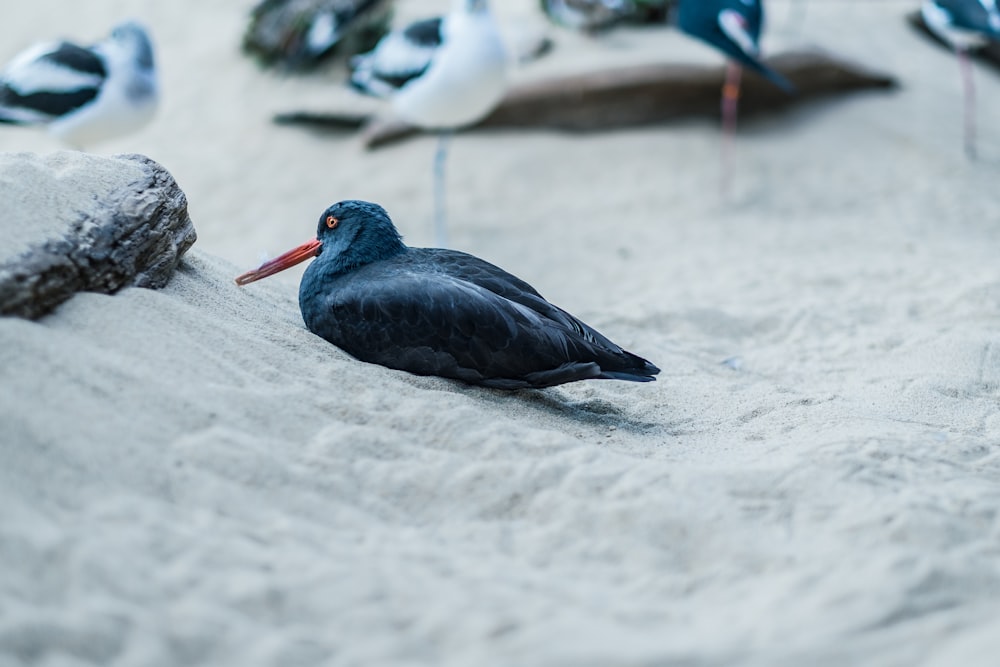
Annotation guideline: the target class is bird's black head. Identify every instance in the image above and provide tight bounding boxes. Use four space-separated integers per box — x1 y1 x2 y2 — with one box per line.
234 200 406 287
314 200 406 272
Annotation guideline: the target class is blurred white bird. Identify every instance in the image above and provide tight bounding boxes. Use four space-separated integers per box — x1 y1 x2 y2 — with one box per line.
0 21 158 147
349 0 508 246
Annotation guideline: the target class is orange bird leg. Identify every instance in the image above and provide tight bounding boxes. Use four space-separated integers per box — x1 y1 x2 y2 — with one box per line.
721 61 743 196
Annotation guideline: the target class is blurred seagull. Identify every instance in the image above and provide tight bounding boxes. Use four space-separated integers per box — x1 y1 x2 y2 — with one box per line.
676 0 793 192
921 0 1000 158
349 0 508 247
0 21 158 147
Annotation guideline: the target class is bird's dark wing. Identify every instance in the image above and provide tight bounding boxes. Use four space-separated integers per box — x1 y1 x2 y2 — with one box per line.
303 267 657 388
403 17 444 47
349 17 442 94
420 249 634 356
0 86 99 122
0 41 104 123
946 0 1000 37
677 0 794 94
41 42 107 78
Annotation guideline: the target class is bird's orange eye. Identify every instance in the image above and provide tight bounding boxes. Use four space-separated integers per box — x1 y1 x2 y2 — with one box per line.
326 215 339 229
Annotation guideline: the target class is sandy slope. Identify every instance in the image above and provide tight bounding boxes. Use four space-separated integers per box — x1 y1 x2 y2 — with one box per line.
2 1 1000 665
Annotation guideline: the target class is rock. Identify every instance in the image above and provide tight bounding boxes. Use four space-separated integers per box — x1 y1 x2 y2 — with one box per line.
0 152 196 319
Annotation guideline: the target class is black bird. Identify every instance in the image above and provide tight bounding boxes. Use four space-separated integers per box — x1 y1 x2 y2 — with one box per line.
236 200 660 389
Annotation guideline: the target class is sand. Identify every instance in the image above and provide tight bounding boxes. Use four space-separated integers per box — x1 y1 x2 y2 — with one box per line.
2 1 1000 665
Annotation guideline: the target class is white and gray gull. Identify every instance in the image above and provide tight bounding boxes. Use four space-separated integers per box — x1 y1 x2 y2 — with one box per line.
0 21 158 147
349 0 508 247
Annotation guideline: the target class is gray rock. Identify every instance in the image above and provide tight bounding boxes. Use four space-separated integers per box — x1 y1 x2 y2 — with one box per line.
0 151 196 319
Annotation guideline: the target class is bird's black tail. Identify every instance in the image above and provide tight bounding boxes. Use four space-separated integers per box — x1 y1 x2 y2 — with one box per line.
597 352 660 383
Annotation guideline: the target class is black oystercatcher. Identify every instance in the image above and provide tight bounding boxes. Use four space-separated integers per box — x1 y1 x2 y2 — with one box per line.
236 200 660 389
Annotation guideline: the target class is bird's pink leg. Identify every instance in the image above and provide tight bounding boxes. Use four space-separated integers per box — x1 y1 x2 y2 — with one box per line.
721 61 743 196
957 47 977 160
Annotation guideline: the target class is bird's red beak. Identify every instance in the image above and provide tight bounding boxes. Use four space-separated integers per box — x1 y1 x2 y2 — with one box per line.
235 238 322 286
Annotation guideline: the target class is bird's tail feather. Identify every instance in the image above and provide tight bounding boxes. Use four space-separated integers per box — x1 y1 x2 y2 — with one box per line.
347 56 391 99
597 352 660 383
598 371 657 382
744 57 796 94
0 112 29 125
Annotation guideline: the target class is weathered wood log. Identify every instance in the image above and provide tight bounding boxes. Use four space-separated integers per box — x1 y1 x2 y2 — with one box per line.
0 152 197 319
906 10 1000 72
274 50 897 149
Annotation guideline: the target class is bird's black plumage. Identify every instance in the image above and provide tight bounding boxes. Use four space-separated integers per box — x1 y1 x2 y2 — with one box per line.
0 87 98 121
43 42 108 77
246 200 660 389
0 41 105 123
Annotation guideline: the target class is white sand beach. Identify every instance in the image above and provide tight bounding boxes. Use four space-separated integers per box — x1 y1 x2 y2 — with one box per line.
2 1 1000 665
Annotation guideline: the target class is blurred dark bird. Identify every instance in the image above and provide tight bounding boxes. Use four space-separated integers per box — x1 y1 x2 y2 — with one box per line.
349 0 508 247
921 0 1000 158
676 0 792 191
236 200 660 389
540 0 671 32
541 0 633 31
243 0 394 69
0 21 158 146
677 0 791 91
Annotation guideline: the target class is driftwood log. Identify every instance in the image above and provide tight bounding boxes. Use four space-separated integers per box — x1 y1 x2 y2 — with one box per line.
274 50 897 150
906 10 1000 71
0 152 196 319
